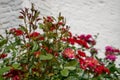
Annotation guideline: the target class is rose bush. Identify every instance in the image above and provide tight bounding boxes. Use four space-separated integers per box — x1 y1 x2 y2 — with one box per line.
0 4 120 80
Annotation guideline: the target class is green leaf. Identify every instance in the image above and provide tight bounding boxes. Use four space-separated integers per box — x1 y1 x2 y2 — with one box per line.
117 68 120 74
39 23 44 29
0 35 4 39
15 37 21 45
64 60 78 70
0 67 11 75
0 76 4 80
108 63 116 72
32 41 39 52
65 76 79 80
60 69 69 77
0 39 7 47
64 66 76 71
40 54 53 60
12 64 20 69
34 11 40 19
19 25 28 33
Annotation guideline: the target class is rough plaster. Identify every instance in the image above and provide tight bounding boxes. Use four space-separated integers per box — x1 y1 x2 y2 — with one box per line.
0 0 120 62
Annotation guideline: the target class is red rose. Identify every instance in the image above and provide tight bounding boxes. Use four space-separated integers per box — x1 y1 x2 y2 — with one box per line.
46 16 54 22
30 32 40 38
15 29 24 36
10 28 23 36
77 50 86 57
62 48 75 59
0 54 7 59
26 32 40 39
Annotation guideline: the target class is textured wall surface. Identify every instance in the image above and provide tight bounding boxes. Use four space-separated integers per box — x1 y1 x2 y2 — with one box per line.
0 0 120 57
0 0 23 34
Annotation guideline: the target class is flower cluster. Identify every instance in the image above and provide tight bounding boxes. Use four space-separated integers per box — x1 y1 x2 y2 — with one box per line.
105 46 120 61
10 28 24 36
0 53 7 59
0 4 120 80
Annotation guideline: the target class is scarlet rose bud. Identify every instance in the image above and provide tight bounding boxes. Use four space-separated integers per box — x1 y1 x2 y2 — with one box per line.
30 32 40 38
47 16 54 22
0 54 7 59
90 48 98 56
58 22 64 25
10 28 16 33
15 29 24 36
90 40 96 46
50 27 55 31
25 43 31 48
54 52 59 57
68 32 72 37
39 36 44 40
10 28 23 36
19 16 24 19
36 18 41 22
34 51 41 58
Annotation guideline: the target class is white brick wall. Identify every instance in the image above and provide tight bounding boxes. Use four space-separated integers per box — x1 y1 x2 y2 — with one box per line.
0 0 120 57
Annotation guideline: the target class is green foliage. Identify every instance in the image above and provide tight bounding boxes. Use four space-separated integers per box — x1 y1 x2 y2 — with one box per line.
40 54 53 60
0 39 7 47
0 67 11 75
60 69 69 77
64 60 78 70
